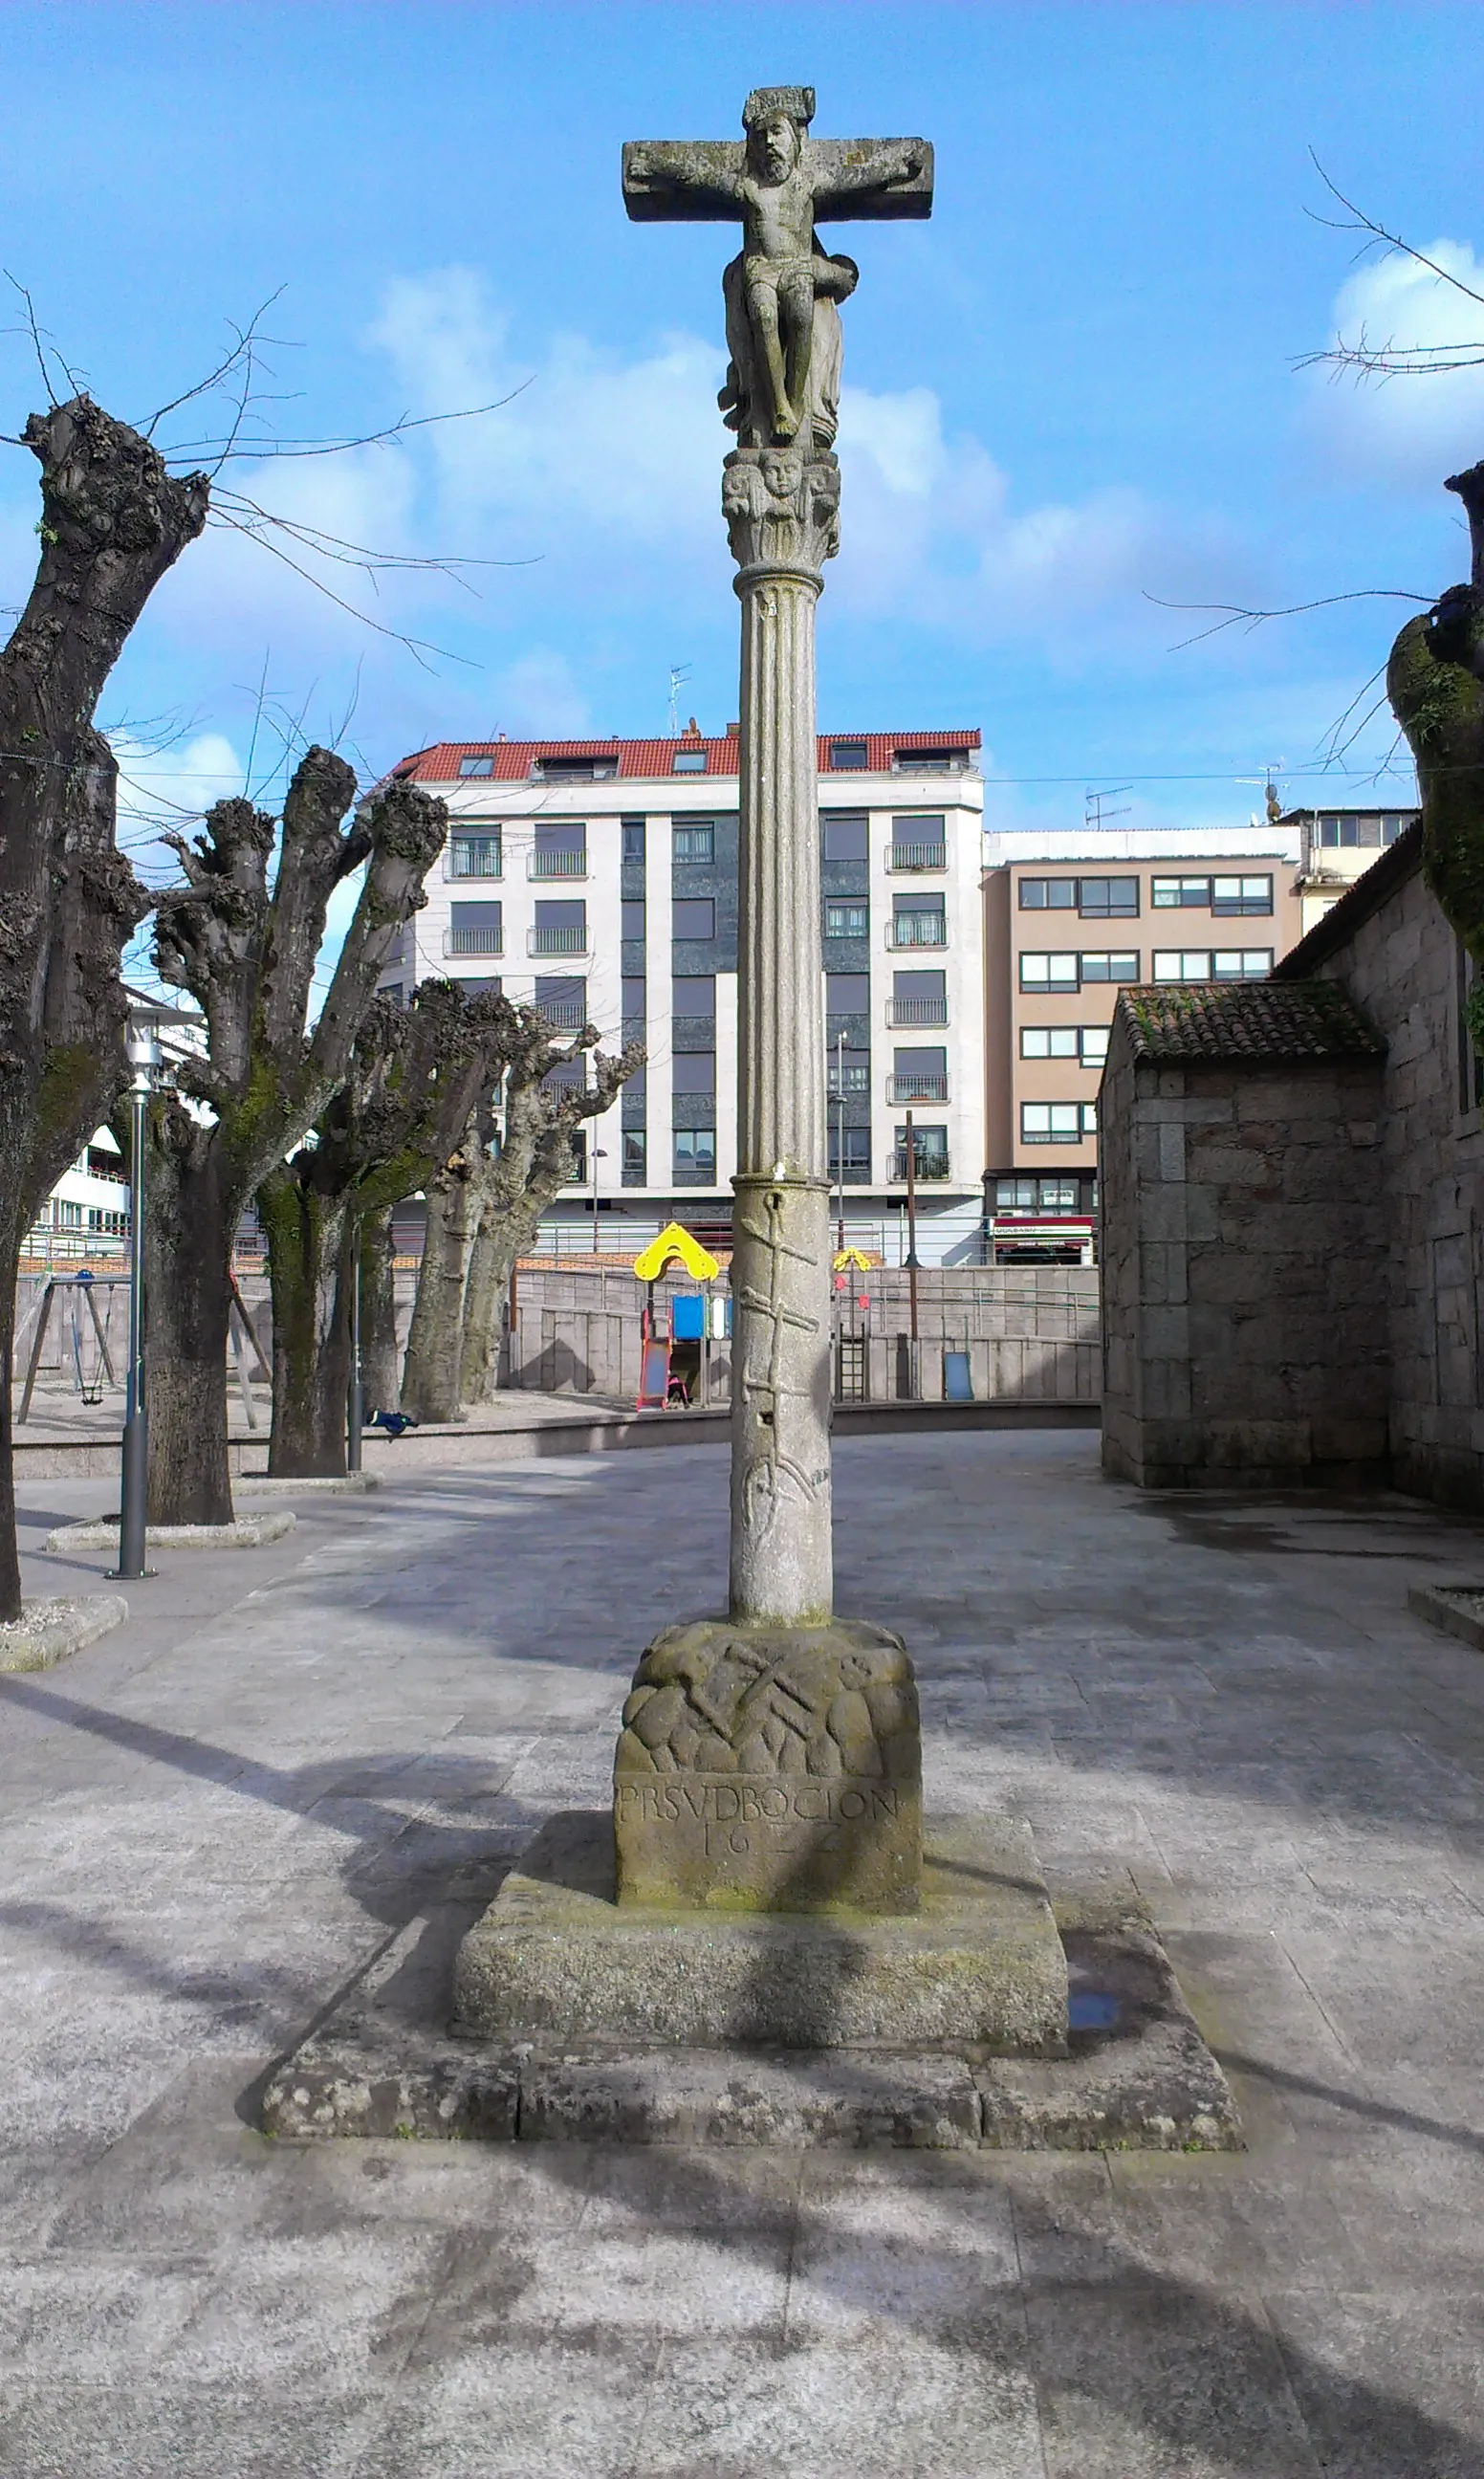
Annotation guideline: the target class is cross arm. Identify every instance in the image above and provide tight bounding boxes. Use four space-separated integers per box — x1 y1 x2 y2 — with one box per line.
810 138 934 221
622 140 746 222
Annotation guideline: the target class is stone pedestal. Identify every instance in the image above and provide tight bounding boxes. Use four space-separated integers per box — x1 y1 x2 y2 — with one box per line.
613 1616 920 1911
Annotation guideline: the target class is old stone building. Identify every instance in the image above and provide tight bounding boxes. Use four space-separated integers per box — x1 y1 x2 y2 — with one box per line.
1100 820 1484 1509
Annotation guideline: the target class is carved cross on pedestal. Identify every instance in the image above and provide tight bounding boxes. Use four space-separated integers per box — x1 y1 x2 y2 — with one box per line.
623 84 931 449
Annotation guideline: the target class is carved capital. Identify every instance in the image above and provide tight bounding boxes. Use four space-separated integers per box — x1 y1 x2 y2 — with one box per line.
723 446 840 577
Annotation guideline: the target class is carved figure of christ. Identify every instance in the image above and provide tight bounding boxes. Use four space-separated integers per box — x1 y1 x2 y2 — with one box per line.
622 100 932 447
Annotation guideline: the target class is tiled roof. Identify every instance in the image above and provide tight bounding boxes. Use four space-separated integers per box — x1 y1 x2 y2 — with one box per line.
1114 979 1385 1064
396 730 980 783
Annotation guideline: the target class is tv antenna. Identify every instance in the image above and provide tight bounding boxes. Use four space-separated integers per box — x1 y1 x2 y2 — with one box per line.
1084 784 1131 829
667 664 692 736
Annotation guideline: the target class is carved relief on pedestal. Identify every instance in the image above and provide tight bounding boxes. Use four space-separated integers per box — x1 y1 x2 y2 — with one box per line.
723 446 840 576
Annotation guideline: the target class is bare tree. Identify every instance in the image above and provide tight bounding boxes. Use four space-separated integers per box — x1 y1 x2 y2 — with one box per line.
256 981 513 1476
400 1016 644 1422
145 753 447 1523
0 397 208 1618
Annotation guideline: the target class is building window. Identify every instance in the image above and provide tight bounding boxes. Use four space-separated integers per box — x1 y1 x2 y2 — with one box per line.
889 971 947 1025
1019 877 1078 910
892 1123 949 1178
895 748 962 774
1080 952 1138 983
672 974 715 1035
1019 952 1080 992
1021 1102 1095 1144
674 1128 717 1178
531 900 586 955
622 818 646 862
535 755 616 781
890 1045 948 1103
1211 875 1273 916
825 972 870 1025
530 823 587 879
1152 948 1273 982
457 754 494 778
673 896 715 939
447 900 503 957
890 895 946 949
672 750 708 774
450 829 501 878
1078 876 1139 918
826 1050 869 1096
1019 1024 1110 1065
671 1051 716 1095
533 976 586 1030
622 1130 646 1180
829 740 867 771
1080 1026 1109 1067
1152 876 1210 908
622 976 646 1030
995 1176 1082 1210
828 1126 871 1180
820 810 868 861
622 898 645 943
825 901 868 938
888 816 947 869
672 823 714 862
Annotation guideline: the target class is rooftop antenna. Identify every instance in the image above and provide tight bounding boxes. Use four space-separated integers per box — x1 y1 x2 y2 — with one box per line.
1084 784 1131 830
667 664 693 737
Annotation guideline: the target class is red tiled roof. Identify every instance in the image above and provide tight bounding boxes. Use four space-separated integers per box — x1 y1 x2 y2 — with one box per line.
396 730 981 784
1115 980 1385 1064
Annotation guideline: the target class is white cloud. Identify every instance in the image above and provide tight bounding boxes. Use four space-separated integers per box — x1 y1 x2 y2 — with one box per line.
1302 237 1484 487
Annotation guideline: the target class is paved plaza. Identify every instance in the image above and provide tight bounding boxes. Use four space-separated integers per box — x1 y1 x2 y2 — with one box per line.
2 1428 1483 2474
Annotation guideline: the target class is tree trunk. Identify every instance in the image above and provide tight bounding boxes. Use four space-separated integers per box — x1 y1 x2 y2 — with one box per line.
359 1207 401 1416
144 1134 234 1525
0 1259 20 1618
260 1169 351 1478
401 1165 471 1422
460 1180 541 1403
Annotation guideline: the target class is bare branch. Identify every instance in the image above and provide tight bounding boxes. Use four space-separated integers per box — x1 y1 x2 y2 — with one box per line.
1146 586 1429 653
1298 157 1484 381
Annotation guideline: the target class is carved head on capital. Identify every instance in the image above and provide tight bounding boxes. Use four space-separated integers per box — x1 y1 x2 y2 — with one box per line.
742 83 813 183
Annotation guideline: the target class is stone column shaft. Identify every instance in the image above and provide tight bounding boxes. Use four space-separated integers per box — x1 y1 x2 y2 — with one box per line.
724 449 840 1626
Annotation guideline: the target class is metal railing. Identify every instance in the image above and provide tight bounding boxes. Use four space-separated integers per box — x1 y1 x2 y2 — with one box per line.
447 844 502 880
529 925 590 955
886 997 949 1025
887 843 948 871
445 927 504 957
887 1074 949 1104
535 998 587 1029
528 848 588 879
886 918 947 949
888 1150 951 1182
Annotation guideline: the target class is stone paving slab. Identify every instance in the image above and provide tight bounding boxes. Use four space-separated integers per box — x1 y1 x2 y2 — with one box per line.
4 1437 1484 2472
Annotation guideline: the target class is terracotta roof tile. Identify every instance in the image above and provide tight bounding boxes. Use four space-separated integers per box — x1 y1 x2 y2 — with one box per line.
397 730 980 784
1115 979 1384 1064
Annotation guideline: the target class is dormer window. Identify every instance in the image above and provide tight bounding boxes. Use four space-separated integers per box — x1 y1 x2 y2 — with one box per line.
829 739 867 771
458 755 495 778
535 755 618 782
894 748 964 775
672 750 708 774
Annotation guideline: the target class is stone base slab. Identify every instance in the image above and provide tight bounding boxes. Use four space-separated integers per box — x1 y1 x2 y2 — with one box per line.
260 1894 1239 2152
48 1511 296 1552
1408 1581 1484 1653
0 1592 128 1675
453 1810 1066 2052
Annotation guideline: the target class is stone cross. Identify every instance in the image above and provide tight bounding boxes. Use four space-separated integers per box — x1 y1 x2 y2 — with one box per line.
624 85 932 1632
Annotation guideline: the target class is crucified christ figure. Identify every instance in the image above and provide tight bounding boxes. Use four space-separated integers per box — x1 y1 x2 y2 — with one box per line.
623 85 931 450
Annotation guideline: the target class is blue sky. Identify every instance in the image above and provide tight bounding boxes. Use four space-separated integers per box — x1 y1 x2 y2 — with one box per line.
2 0 1481 863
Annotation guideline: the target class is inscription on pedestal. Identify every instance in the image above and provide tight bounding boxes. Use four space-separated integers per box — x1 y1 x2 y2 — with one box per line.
613 1617 922 1912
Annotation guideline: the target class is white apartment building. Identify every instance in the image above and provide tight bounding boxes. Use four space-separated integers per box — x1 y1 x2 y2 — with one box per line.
385 729 988 1263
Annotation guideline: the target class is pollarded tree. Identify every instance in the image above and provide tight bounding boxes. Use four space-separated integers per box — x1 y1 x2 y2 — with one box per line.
257 980 514 1477
145 751 447 1523
0 397 209 1618
400 1014 644 1422
1388 465 1484 1032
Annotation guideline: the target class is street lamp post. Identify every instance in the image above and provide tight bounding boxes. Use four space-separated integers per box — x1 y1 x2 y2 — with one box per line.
590 1142 607 1254
346 1236 363 1473
835 1028 846 1259
114 1023 159 1580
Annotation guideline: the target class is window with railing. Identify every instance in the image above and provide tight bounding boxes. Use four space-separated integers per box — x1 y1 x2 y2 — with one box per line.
889 897 946 949
530 901 586 956
530 824 587 878
447 901 503 957
889 1046 948 1103
889 1126 949 1181
449 829 501 879
535 755 616 781
825 901 868 939
888 970 947 1026
1021 1101 1097 1144
672 822 714 862
1152 949 1273 982
888 815 947 870
533 976 587 1030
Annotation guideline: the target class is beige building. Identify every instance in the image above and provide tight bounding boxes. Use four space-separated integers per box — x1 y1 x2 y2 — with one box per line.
982 845 1305 1259
1285 804 1420 936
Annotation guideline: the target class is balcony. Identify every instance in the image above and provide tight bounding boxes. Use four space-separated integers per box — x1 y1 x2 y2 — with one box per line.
445 927 504 958
535 998 588 1030
528 848 588 880
887 843 948 872
888 1149 951 1183
886 917 947 950
528 925 590 957
447 845 502 881
887 1074 949 1104
886 996 949 1027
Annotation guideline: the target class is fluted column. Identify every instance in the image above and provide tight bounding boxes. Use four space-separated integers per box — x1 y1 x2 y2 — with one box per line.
724 446 840 1624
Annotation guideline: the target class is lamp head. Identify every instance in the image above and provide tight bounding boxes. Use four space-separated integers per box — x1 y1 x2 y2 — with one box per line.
126 1024 161 1092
